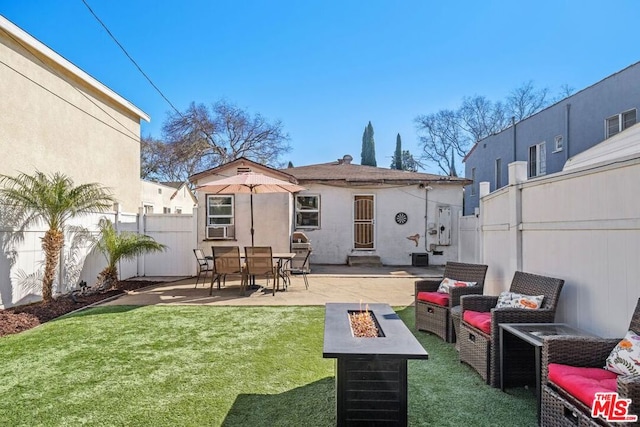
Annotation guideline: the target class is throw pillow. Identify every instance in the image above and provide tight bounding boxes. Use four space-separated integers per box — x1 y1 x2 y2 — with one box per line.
436 277 477 294
605 330 640 375
495 291 544 309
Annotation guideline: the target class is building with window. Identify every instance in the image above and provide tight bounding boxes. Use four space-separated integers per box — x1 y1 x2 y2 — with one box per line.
140 180 196 214
189 158 299 255
189 156 470 266
463 61 640 215
284 155 470 266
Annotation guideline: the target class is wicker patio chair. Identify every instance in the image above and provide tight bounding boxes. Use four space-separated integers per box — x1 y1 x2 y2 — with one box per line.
193 249 213 288
414 262 488 343
210 246 245 295
244 246 278 296
459 271 564 387
540 299 640 426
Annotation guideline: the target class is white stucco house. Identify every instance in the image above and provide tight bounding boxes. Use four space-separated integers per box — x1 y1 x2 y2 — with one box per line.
190 155 470 266
141 180 197 214
284 155 470 266
189 158 298 255
0 15 149 307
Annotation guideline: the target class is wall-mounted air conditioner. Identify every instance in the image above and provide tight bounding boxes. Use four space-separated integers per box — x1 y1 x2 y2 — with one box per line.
207 225 228 239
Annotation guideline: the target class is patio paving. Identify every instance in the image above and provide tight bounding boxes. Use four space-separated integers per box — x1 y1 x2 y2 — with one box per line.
102 264 444 307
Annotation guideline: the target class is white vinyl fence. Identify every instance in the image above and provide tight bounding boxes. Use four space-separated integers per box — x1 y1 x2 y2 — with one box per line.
459 158 640 337
0 210 197 309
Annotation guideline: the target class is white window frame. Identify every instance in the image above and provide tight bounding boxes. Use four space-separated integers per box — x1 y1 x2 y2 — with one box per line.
528 142 547 178
470 167 476 196
553 135 563 152
143 204 154 214
295 194 320 228
206 195 234 226
495 158 502 190
606 109 637 138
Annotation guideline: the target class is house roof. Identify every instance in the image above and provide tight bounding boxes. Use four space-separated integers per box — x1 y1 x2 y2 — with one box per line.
281 156 471 186
0 15 150 122
160 181 185 189
189 157 298 183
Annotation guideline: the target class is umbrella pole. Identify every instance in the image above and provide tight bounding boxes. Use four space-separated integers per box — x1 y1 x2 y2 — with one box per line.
250 192 255 247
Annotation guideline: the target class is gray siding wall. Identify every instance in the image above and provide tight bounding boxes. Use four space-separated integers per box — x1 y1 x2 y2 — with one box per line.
464 62 640 215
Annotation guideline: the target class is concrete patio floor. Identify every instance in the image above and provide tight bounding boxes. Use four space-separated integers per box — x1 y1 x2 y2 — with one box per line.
102 264 444 307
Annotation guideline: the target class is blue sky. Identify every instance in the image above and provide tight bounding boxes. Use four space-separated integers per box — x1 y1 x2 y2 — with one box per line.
3 1 640 172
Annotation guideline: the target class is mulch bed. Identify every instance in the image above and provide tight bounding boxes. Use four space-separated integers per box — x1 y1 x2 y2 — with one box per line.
0 280 160 338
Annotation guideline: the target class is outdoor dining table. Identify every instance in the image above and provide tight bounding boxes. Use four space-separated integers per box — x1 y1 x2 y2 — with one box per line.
272 252 296 291
204 252 295 291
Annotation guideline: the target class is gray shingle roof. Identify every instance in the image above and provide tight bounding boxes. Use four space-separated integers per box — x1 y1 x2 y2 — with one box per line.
281 160 470 186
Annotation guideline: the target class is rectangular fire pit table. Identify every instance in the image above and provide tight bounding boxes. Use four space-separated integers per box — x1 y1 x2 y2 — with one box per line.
323 303 428 426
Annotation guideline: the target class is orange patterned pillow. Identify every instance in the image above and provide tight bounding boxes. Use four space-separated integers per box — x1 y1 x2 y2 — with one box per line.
496 291 544 309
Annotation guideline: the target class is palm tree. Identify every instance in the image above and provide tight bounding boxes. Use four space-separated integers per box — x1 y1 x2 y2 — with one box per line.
0 171 115 302
94 218 167 289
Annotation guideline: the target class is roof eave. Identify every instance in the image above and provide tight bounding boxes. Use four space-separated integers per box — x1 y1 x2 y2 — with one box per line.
0 15 150 122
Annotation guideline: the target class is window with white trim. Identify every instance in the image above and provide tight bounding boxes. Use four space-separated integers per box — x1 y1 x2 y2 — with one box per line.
295 195 320 228
606 109 636 138
470 168 476 196
554 135 563 152
207 195 234 226
495 158 502 189
528 142 546 177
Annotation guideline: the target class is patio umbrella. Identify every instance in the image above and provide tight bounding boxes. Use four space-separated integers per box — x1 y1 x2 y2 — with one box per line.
195 172 305 246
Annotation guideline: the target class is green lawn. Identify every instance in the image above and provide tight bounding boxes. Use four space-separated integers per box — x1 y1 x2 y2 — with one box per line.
0 305 536 426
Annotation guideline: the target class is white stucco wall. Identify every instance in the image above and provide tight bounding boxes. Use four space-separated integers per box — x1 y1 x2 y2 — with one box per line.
193 171 293 256
0 23 145 212
295 183 464 266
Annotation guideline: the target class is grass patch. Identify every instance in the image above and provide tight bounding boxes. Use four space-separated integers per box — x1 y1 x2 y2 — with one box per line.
0 305 536 426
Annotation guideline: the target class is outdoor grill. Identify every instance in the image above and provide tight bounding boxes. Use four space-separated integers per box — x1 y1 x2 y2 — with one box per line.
291 231 311 273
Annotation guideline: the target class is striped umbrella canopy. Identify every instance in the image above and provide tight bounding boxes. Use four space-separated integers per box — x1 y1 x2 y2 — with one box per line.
195 172 305 245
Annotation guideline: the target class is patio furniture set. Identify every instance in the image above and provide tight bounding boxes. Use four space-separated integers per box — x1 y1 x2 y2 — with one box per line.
193 246 310 296
415 262 640 426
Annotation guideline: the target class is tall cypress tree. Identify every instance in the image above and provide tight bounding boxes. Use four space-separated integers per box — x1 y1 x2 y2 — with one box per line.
361 121 377 166
392 133 402 170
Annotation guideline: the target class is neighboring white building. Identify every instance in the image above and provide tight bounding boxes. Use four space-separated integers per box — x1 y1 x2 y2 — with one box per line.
0 15 149 212
141 180 197 214
283 155 470 266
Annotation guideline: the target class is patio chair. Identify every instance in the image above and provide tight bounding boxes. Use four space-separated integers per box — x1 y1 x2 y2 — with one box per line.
282 250 312 290
414 261 488 343
244 246 278 296
210 246 245 295
459 271 564 387
193 249 213 287
540 299 640 426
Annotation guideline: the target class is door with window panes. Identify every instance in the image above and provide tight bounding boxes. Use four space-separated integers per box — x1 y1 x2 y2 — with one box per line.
353 195 375 249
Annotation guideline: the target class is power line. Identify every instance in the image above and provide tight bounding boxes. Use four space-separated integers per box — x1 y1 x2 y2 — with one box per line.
81 0 181 115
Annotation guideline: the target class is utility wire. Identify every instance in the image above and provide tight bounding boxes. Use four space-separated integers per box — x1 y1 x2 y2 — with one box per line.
81 0 181 115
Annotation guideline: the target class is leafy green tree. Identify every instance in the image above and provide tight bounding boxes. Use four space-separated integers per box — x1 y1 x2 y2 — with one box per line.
360 121 377 166
0 172 114 302
93 218 167 289
287 161 294 168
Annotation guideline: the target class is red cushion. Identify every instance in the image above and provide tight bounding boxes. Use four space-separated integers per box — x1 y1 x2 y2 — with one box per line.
548 363 618 408
417 291 450 306
463 310 492 334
